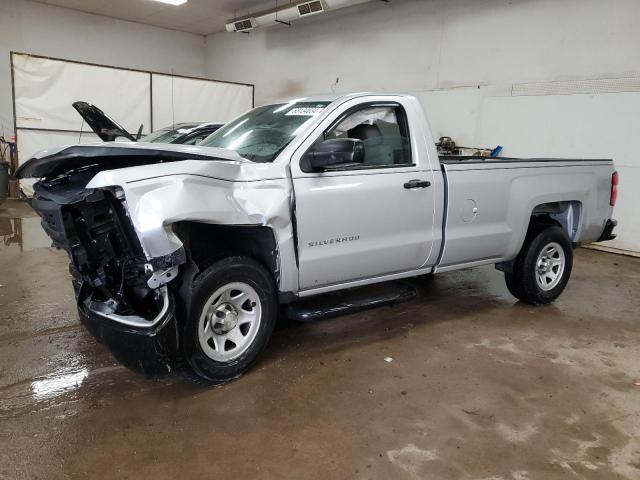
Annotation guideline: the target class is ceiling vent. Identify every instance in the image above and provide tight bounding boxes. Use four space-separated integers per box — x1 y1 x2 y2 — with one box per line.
297 0 326 17
225 0 375 33
229 18 257 32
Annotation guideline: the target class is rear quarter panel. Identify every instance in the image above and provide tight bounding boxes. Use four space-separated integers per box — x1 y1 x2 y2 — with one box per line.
438 160 614 269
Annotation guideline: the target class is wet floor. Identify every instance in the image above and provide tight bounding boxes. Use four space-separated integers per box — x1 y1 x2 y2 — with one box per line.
1 198 639 479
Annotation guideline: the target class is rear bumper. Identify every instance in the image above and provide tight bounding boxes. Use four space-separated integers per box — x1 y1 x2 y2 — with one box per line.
597 219 618 242
77 285 180 378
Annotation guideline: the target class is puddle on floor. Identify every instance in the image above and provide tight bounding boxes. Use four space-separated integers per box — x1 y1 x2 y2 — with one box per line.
0 216 51 253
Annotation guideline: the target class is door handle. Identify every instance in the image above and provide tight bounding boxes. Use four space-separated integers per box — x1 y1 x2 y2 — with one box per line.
404 179 431 189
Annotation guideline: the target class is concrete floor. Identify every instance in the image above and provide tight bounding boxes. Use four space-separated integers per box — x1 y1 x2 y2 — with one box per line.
1 198 639 480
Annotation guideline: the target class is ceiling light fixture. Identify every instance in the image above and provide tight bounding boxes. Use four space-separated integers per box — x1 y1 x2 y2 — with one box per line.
149 0 188 6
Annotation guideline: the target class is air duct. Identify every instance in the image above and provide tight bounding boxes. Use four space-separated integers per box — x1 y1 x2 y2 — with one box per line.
225 0 376 33
229 18 258 32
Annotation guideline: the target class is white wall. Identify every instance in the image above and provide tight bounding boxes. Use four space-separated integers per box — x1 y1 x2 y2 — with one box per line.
0 0 206 139
205 0 640 104
205 0 640 253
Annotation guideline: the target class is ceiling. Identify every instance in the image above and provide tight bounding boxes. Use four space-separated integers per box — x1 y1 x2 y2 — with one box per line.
33 0 280 36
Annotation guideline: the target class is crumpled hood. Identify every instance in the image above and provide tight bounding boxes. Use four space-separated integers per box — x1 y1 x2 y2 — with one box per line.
15 141 247 180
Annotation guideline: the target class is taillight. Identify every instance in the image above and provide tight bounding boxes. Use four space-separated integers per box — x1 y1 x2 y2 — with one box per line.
610 171 618 206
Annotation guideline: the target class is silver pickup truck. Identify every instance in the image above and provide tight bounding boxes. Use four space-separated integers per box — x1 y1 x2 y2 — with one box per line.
17 93 618 384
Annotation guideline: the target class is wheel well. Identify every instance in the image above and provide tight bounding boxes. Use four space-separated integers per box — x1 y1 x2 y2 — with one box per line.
497 201 582 275
174 222 280 284
530 201 582 242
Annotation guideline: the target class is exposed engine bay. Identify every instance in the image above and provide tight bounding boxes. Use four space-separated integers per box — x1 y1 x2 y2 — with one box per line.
32 169 173 321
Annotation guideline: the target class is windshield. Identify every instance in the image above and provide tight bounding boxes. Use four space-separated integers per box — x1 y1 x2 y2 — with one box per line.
199 101 331 162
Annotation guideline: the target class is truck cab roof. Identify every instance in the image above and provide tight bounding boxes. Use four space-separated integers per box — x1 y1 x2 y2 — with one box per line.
271 92 414 105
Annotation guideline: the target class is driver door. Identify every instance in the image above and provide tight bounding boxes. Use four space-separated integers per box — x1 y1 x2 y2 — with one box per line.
292 101 437 291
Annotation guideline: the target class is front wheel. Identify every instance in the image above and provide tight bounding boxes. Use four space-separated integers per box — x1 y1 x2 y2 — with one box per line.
181 256 277 385
504 225 573 305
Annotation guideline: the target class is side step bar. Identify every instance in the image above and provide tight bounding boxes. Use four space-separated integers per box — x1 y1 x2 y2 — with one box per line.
286 282 416 323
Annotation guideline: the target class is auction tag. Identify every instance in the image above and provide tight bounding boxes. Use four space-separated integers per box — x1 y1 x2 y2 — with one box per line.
286 107 325 116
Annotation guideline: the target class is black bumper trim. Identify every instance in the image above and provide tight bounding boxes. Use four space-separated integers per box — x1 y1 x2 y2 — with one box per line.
77 288 179 378
598 219 617 242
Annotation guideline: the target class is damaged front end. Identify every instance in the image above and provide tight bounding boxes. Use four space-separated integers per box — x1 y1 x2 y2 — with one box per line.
18 142 295 379
31 170 183 377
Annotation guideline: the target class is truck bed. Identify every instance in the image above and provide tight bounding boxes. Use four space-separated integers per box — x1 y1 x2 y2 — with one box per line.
435 155 615 272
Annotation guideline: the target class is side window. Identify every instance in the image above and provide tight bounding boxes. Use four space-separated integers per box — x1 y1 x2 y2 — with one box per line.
324 105 412 167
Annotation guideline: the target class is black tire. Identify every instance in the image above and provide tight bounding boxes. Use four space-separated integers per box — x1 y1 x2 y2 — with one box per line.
504 224 573 305
504 270 526 301
180 256 277 385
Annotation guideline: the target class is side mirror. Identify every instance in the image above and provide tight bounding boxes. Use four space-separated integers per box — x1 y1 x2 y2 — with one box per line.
302 138 364 171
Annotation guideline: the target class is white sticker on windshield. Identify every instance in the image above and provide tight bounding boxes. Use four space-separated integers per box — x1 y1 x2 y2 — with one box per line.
286 107 324 116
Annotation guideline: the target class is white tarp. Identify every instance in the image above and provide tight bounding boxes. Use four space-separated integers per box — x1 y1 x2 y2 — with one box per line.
151 74 253 129
16 129 102 163
12 53 254 167
14 54 151 134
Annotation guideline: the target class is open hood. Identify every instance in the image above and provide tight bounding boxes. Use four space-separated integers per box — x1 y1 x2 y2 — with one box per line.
72 101 136 142
15 142 246 180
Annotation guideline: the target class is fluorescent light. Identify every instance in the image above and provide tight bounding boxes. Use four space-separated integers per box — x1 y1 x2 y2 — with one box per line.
149 0 188 5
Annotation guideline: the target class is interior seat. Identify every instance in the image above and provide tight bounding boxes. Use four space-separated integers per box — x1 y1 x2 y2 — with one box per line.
347 123 393 165
347 123 382 141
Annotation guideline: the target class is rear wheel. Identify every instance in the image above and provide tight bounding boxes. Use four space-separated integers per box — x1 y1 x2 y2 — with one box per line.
504 225 573 305
180 256 277 385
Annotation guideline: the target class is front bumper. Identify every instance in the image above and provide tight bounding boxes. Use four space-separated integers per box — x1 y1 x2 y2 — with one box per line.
77 284 180 378
597 219 618 242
